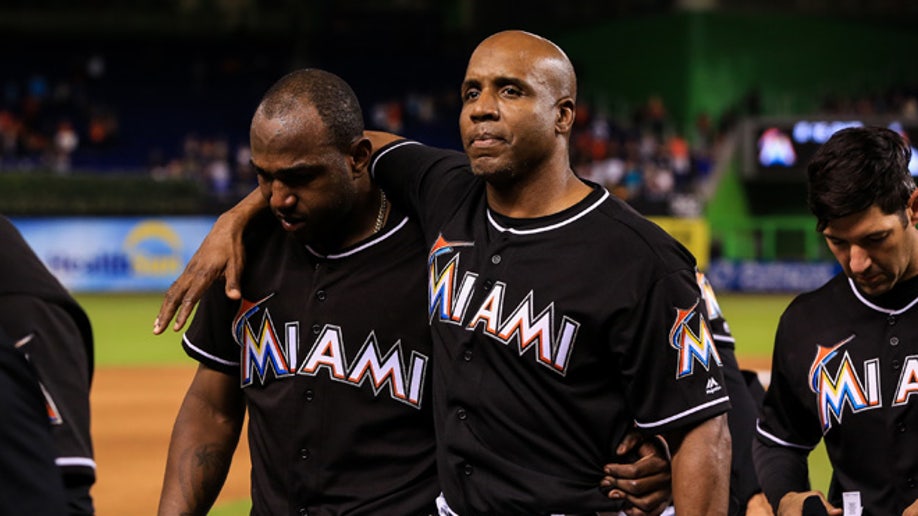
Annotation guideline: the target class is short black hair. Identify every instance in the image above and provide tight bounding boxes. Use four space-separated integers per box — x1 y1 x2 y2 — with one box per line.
258 69 363 152
807 126 915 232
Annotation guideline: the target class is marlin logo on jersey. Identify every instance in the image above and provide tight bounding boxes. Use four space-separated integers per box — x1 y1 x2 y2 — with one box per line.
669 299 722 379
232 295 429 408
808 334 881 433
427 233 580 375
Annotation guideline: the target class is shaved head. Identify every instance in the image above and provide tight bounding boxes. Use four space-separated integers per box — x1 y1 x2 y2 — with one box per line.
472 30 577 103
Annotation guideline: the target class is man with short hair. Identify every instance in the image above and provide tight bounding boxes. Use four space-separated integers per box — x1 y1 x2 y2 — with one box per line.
157 31 732 515
158 69 439 515
754 126 918 515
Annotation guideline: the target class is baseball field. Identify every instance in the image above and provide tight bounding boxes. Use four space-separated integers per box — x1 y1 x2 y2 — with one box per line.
82 291 831 514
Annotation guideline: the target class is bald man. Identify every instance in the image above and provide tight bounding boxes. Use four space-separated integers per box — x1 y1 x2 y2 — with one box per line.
156 31 732 515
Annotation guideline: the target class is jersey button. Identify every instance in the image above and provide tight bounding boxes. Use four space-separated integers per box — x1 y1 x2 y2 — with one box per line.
316 290 327 301
892 359 901 370
908 477 916 488
463 350 473 361
299 508 307 516
897 422 907 433
483 279 493 290
464 464 473 476
888 315 897 326
312 324 321 335
890 336 900 346
305 389 315 401
491 255 501 265
457 408 467 420
300 448 310 460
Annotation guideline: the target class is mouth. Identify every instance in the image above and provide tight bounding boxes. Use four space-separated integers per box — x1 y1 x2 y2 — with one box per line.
855 273 886 289
277 214 307 233
468 132 506 150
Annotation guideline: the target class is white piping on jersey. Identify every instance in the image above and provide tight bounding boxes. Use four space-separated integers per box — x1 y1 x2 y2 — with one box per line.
848 277 918 315
713 333 735 344
486 189 611 235
754 420 814 450
634 395 730 429
305 216 409 259
368 140 421 178
183 334 239 367
55 456 97 470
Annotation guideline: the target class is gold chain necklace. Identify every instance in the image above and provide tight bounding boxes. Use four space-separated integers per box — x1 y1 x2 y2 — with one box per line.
373 190 388 233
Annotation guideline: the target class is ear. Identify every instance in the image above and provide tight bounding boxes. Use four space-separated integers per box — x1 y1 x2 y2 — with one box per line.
555 97 575 135
908 189 918 226
348 136 373 178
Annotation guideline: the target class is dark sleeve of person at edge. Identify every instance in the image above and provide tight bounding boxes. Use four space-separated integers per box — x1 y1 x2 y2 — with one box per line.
0 215 95 515
719 346 767 516
0 325 68 516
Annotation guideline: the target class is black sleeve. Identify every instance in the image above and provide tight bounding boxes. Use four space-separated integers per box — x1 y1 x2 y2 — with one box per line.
0 326 69 516
752 437 811 511
369 140 476 235
719 347 762 516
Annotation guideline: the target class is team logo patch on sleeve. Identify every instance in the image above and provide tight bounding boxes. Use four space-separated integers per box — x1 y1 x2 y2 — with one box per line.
669 299 722 379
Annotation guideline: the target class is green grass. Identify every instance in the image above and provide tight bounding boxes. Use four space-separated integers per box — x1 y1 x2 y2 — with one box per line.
81 291 832 510
717 292 793 360
76 292 192 367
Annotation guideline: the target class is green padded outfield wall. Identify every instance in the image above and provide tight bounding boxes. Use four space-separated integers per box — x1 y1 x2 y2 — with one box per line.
559 11 918 134
559 12 918 260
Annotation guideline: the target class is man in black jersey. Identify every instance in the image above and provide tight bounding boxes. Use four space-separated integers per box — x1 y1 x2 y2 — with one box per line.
156 31 732 515
158 69 440 515
754 126 918 516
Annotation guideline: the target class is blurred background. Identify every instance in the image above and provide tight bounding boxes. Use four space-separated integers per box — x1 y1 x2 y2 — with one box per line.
3 0 918 293
3 0 918 513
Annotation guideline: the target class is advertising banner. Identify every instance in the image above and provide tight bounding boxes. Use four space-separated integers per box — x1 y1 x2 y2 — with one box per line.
10 216 217 292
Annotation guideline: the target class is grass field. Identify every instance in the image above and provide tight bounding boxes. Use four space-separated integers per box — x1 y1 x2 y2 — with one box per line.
77 291 831 512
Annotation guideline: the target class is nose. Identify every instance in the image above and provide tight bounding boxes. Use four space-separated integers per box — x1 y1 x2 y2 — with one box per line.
849 245 871 274
269 180 296 211
468 90 498 122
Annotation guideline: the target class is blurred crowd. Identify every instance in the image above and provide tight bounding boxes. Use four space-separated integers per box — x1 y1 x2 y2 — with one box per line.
3 49 917 217
0 56 120 174
570 96 720 217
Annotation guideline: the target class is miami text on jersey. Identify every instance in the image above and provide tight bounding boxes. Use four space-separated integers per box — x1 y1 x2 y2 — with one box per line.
428 235 579 376
232 296 429 409
669 299 722 379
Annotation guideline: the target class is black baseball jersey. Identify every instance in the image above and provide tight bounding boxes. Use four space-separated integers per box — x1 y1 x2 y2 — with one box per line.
756 272 918 515
0 325 69 516
183 210 438 516
0 215 95 515
371 141 731 515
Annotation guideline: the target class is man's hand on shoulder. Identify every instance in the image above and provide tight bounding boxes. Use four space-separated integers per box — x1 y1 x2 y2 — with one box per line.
153 190 261 334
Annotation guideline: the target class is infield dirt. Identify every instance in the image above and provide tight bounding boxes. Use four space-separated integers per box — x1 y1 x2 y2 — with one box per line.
91 365 250 514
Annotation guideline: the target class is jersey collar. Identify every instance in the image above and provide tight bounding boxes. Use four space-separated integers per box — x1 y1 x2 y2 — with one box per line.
486 183 609 236
848 274 918 315
305 216 409 260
